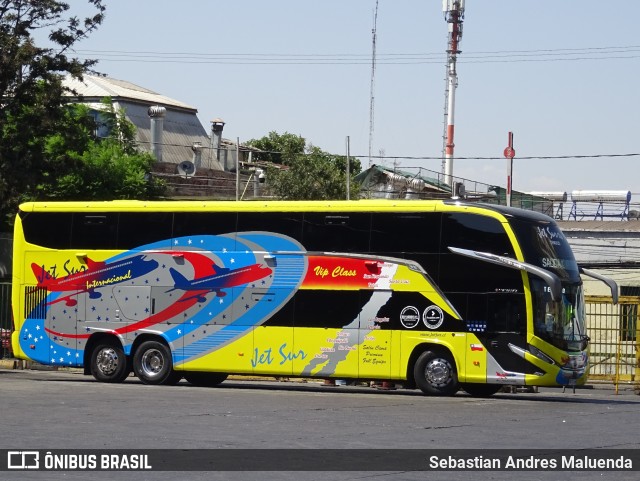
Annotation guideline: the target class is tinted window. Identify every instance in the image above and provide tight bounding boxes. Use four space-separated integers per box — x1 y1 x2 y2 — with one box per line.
71 213 118 249
439 213 520 293
21 212 72 249
302 213 371 252
370 213 441 253
441 213 514 255
118 212 173 249
173 212 237 238
237 212 304 243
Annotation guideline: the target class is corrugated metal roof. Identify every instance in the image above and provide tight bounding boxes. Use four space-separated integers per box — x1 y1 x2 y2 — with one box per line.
119 101 223 169
62 75 224 169
64 75 196 111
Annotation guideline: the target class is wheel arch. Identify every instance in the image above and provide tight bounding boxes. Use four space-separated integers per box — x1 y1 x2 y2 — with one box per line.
130 332 171 357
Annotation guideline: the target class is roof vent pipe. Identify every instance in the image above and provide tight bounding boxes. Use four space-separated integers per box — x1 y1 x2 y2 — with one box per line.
148 106 166 162
191 142 202 169
210 118 225 169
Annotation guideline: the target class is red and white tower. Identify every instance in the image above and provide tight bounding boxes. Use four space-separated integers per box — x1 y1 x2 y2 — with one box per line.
442 0 465 186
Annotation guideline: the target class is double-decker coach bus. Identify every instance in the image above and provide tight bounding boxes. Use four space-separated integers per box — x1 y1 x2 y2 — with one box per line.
10 200 617 396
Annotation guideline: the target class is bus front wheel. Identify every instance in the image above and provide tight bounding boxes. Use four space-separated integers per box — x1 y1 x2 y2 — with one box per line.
90 342 129 383
133 340 182 385
413 350 459 396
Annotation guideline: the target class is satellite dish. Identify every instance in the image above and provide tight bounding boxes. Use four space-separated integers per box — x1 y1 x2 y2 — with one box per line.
177 160 196 177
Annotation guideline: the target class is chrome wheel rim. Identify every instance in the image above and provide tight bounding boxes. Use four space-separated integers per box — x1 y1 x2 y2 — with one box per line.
96 347 120 376
140 349 164 378
425 358 452 387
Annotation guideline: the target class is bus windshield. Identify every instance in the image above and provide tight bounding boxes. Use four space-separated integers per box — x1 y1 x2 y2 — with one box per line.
508 217 587 351
530 279 587 351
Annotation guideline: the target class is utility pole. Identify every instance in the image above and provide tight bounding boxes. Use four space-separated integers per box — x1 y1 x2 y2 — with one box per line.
442 0 465 186
504 131 516 207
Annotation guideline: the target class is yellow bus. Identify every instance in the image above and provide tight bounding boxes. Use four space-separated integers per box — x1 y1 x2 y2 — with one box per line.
10 200 617 396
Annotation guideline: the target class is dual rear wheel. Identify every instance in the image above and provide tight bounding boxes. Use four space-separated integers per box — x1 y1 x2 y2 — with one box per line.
90 339 180 385
90 339 226 387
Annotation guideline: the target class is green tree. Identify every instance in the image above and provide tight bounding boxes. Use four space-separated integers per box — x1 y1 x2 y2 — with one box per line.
37 101 165 200
0 0 105 228
246 132 361 200
245 131 306 165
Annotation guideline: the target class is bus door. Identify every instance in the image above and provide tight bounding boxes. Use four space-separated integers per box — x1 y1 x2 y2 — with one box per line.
464 292 530 384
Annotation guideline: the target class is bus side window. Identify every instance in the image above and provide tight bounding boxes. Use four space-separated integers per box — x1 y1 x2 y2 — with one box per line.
438 213 521 293
302 213 371 252
370 213 441 254
173 212 238 239
237 212 304 244
370 213 441 277
20 212 73 249
71 213 118 250
441 213 514 256
118 212 174 249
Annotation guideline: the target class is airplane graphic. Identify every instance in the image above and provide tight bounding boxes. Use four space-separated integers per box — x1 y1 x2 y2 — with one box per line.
168 263 273 302
32 254 159 307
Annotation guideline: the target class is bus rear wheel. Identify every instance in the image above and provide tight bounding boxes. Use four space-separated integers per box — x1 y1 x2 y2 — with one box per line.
133 340 182 385
413 350 459 396
184 372 228 387
90 342 129 383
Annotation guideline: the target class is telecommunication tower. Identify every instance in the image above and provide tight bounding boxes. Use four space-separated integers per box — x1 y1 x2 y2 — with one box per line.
442 0 465 186
368 0 380 168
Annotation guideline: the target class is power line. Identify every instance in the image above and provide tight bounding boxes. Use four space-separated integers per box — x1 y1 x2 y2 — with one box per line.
351 152 640 160
71 44 640 65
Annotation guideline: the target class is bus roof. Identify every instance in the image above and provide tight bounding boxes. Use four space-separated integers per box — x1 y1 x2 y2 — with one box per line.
18 199 555 222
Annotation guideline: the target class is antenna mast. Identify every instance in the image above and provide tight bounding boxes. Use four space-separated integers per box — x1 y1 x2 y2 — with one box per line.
442 0 465 186
368 0 379 168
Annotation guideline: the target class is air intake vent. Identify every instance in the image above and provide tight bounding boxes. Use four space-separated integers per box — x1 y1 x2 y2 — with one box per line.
24 286 48 320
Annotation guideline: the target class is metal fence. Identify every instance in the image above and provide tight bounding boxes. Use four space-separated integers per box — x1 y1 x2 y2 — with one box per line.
0 282 11 358
585 295 639 391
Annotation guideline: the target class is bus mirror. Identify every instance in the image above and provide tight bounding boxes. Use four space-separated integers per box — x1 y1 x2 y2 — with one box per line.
579 267 619 304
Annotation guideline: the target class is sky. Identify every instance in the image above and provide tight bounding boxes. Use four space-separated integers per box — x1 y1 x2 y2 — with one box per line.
67 0 640 194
